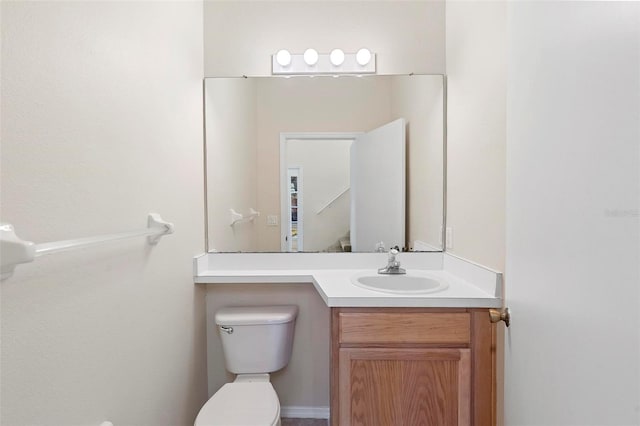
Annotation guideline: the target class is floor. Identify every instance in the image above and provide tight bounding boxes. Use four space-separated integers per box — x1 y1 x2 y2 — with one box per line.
281 419 328 426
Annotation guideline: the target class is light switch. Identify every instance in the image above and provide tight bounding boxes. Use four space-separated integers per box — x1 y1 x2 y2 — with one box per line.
267 215 279 226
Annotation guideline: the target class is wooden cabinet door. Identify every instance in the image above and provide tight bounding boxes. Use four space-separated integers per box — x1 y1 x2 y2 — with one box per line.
338 348 471 426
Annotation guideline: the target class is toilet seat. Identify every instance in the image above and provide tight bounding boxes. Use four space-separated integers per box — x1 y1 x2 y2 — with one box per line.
194 382 280 426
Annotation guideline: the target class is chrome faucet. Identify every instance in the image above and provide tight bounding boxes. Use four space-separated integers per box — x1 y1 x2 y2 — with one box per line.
378 247 406 275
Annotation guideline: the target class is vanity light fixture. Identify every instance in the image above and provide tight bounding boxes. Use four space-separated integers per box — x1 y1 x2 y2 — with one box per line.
330 48 345 66
271 48 376 75
275 49 292 67
356 48 372 66
303 48 319 66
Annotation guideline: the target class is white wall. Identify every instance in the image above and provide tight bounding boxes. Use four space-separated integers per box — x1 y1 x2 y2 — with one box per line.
0 2 207 425
203 0 445 77
505 2 640 425
206 78 258 252
445 1 506 271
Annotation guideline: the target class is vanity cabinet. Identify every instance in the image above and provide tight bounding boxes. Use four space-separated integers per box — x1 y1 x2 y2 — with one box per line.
330 308 495 426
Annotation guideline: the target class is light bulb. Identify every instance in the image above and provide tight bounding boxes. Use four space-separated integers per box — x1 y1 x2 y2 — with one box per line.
330 49 345 66
303 48 319 66
275 49 292 67
356 48 372 66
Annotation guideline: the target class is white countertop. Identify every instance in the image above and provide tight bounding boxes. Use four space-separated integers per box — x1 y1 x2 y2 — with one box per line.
194 252 503 308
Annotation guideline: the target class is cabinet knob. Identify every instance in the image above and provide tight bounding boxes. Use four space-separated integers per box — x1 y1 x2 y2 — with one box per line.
489 308 510 327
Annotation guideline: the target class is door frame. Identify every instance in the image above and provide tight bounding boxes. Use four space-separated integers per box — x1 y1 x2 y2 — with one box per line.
279 132 362 251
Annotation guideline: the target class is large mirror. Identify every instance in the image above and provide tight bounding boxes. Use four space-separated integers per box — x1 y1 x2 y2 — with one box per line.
205 74 444 253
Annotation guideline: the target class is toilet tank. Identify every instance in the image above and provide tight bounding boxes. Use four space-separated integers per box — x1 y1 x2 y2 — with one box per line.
215 305 298 374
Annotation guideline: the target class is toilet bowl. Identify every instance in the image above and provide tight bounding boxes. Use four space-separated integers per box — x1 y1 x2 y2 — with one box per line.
194 375 281 426
194 305 298 426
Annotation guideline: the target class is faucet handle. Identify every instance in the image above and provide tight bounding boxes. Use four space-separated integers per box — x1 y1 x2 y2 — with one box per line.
388 248 399 261
378 247 406 275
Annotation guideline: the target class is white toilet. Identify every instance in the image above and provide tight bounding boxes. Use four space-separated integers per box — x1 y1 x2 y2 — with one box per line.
194 305 298 426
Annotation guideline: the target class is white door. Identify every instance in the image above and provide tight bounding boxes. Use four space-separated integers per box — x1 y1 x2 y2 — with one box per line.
350 118 405 252
505 3 640 425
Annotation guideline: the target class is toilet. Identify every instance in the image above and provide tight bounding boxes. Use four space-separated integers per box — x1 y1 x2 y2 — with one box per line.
194 305 298 426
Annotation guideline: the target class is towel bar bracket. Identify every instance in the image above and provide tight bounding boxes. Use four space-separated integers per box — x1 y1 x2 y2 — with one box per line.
147 213 174 245
229 208 260 226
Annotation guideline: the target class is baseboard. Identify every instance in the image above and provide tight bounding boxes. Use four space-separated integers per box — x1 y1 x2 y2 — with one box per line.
280 406 330 419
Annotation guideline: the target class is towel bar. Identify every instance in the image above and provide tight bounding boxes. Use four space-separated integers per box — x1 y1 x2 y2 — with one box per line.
0 213 174 281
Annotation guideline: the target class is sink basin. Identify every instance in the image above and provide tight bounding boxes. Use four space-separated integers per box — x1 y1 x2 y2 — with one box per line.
351 272 449 294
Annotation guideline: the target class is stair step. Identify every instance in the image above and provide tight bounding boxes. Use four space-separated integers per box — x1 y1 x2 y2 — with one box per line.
339 238 352 252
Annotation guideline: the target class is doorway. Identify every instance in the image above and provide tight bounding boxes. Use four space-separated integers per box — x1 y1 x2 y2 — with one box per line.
280 132 359 252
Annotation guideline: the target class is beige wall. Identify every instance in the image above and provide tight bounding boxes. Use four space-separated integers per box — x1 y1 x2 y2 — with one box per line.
1 2 207 425
204 1 445 77
206 78 258 252
445 1 506 271
390 75 444 250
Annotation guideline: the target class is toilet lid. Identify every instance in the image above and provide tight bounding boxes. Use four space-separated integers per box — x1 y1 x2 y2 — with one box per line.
194 382 280 426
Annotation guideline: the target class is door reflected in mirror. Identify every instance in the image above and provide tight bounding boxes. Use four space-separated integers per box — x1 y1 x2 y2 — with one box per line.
205 75 444 253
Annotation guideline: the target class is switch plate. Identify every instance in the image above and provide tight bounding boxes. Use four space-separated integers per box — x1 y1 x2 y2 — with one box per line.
267 215 279 226
445 227 453 249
